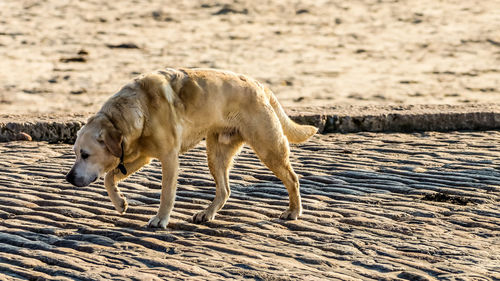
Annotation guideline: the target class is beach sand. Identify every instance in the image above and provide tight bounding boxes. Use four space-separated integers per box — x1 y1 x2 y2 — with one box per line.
0 0 499 114
0 132 498 280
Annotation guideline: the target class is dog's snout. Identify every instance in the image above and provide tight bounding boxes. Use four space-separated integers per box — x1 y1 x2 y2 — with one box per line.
66 170 75 184
65 168 96 187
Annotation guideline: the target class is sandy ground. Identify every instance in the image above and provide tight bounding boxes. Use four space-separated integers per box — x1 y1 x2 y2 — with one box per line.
0 132 499 280
0 0 499 114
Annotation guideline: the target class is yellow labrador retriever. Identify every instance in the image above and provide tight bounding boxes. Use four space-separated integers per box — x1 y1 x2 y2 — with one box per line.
66 68 317 228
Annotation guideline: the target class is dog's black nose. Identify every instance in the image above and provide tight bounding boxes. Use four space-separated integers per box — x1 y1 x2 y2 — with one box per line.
66 171 75 184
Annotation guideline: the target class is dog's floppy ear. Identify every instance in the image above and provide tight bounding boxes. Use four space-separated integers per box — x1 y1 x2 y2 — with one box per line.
177 78 202 107
100 127 123 158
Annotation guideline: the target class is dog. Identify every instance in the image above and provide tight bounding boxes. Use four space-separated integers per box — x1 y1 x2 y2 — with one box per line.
66 68 317 228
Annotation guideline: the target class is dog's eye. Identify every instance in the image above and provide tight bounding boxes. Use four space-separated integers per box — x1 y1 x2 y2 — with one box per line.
81 151 89 160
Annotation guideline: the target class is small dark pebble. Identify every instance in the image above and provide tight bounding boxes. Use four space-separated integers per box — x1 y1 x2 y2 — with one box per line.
106 43 140 49
60 56 87 63
152 11 161 19
77 49 89 55
22 88 47 94
70 89 87 95
399 80 419 84
296 9 309 14
152 11 173 21
212 5 248 15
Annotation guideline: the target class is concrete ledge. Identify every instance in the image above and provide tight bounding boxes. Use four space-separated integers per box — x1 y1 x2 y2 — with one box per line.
287 104 500 133
1 104 499 143
0 114 87 143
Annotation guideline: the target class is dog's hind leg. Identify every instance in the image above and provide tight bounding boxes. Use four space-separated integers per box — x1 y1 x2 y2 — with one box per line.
193 131 244 223
242 105 302 220
104 156 151 214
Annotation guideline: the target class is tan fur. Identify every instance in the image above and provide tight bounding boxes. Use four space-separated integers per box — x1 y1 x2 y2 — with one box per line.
66 68 317 228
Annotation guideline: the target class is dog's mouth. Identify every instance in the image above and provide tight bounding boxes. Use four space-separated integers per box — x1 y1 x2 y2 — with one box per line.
66 172 98 187
75 176 97 187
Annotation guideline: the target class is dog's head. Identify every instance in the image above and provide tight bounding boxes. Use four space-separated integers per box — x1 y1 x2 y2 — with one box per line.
66 115 123 187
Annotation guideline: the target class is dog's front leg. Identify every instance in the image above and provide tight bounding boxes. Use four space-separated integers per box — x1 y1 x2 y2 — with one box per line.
104 156 151 214
104 170 129 214
148 151 179 229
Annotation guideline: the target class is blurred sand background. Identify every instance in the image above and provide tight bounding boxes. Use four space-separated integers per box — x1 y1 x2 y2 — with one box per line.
0 0 499 114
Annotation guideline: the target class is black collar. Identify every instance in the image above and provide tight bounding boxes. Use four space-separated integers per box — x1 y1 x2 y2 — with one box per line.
117 142 127 175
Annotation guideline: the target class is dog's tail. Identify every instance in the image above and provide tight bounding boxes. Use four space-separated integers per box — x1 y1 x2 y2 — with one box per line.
268 89 318 143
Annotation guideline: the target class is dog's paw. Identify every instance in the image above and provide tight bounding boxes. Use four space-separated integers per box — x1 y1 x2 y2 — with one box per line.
147 215 169 229
280 208 302 220
114 198 128 214
192 210 215 223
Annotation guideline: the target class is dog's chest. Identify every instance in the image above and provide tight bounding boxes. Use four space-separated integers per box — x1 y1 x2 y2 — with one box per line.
180 129 207 153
